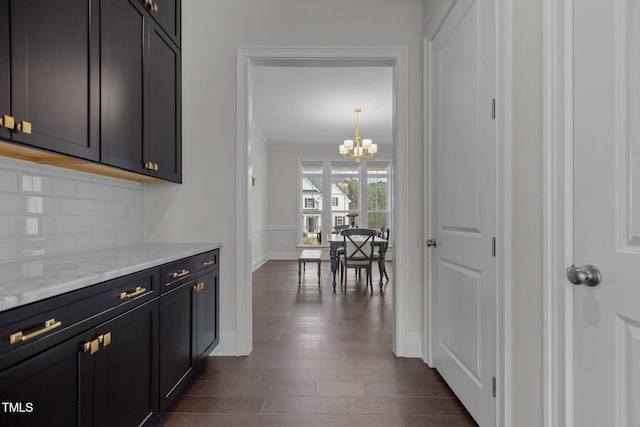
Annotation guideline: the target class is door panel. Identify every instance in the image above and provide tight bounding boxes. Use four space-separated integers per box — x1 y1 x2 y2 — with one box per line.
10 0 99 160
573 0 640 425
101 0 146 172
430 0 496 425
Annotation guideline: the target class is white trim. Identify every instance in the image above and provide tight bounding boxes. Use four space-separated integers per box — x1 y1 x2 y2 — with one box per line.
424 0 457 41
424 0 511 424
496 1 513 425
237 46 411 358
236 48 253 356
543 0 574 426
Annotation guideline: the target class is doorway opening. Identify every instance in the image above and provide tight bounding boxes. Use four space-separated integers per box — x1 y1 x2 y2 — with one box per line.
236 46 410 357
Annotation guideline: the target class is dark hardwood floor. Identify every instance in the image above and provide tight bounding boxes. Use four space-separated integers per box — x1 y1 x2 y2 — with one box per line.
158 260 477 426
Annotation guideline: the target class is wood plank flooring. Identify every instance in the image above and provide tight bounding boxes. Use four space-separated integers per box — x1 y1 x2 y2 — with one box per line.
158 260 477 426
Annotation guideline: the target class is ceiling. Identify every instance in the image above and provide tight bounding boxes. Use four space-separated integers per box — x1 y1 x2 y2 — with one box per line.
251 66 393 149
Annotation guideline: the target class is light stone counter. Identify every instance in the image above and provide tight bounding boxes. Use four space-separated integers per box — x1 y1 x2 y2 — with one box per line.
0 243 222 312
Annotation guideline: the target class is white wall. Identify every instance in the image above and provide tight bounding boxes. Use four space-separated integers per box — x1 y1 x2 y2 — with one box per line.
145 0 425 354
0 156 145 263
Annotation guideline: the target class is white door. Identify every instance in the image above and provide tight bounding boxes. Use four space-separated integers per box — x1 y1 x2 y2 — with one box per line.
572 1 640 425
429 0 496 425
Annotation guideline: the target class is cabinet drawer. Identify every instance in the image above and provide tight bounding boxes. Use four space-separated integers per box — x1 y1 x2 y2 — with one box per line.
0 268 157 370
160 249 219 291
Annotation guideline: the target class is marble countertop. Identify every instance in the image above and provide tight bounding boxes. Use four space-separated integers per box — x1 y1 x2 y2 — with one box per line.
0 242 222 312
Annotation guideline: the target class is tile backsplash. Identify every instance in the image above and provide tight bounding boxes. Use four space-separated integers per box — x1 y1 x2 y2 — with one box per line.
0 156 145 263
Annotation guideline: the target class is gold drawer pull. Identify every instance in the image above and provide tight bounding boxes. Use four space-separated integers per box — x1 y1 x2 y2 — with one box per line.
172 269 190 278
16 120 32 134
10 319 62 344
203 259 216 267
120 286 146 299
0 114 15 130
193 282 205 292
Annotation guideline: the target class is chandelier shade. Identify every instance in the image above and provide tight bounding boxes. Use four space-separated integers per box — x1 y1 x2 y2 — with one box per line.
339 108 377 163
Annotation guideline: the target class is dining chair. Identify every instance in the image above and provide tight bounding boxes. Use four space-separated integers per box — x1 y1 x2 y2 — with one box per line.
340 228 377 292
373 226 390 284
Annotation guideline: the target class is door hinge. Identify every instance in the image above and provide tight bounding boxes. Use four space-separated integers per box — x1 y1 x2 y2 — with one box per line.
492 376 497 397
491 99 496 119
492 237 496 257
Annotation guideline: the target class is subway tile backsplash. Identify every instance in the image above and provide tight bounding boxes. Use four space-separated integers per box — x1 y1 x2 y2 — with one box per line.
0 157 145 263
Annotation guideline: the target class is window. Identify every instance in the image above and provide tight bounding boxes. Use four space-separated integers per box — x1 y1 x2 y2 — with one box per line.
366 163 389 230
299 160 391 246
301 162 323 245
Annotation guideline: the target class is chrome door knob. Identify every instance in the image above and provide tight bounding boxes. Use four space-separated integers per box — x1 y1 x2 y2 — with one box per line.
567 264 602 287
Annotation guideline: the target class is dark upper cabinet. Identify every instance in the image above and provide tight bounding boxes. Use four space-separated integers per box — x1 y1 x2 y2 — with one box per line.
102 0 182 182
0 0 100 160
148 25 182 182
100 0 146 173
139 0 181 47
0 1 10 142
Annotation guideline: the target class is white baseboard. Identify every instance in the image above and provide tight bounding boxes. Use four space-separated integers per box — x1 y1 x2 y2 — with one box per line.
209 331 242 356
251 255 269 272
407 332 424 358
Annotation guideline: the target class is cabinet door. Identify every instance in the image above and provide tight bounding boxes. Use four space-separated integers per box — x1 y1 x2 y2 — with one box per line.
93 299 159 427
101 0 147 173
141 0 181 46
160 280 195 409
195 269 219 361
0 0 9 142
147 23 182 182
9 0 99 160
0 330 92 427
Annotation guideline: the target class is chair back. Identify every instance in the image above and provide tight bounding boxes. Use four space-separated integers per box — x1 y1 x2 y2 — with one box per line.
335 224 350 235
379 226 390 240
342 228 376 262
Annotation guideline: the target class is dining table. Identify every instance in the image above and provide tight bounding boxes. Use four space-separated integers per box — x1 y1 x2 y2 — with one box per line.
327 233 388 290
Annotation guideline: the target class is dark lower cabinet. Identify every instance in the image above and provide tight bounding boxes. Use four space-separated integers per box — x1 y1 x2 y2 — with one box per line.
0 249 218 426
0 300 159 427
0 329 92 427
160 267 219 410
195 270 219 361
92 299 159 427
159 279 195 410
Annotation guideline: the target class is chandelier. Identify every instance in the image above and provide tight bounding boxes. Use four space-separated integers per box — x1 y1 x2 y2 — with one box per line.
339 108 377 163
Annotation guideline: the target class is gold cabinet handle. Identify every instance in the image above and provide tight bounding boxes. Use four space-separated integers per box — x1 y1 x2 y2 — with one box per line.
203 259 216 267
172 269 190 278
120 286 146 300
98 332 112 348
153 162 159 171
144 0 158 12
16 120 32 134
10 319 62 344
0 114 15 130
193 281 205 292
83 338 100 354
